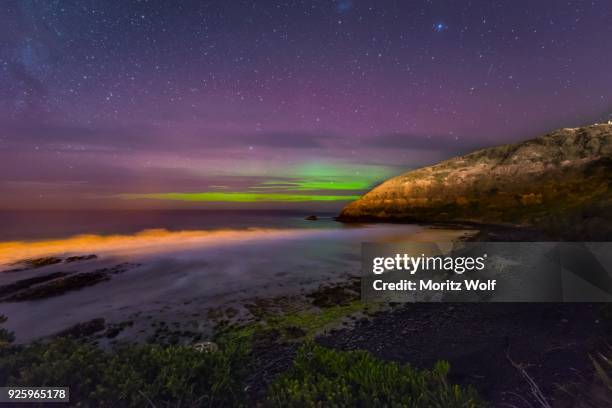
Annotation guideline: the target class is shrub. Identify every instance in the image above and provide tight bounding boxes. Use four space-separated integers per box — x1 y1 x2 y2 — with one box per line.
266 343 484 407
0 337 248 407
0 316 484 407
0 315 15 348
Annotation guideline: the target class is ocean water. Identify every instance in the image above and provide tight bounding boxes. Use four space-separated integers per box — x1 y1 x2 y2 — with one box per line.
0 210 339 242
0 210 473 342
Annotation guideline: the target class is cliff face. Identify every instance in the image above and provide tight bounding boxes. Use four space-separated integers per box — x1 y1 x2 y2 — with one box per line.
339 123 612 237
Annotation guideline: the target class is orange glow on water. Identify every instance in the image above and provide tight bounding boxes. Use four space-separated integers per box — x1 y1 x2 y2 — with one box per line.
0 228 313 266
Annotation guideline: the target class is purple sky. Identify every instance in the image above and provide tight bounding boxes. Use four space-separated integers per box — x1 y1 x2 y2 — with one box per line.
1 0 611 209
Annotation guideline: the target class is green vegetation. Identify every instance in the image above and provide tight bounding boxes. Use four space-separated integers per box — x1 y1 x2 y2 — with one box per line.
214 280 370 344
0 315 483 407
267 343 484 407
0 337 248 407
266 301 367 339
0 337 481 407
214 300 371 351
0 315 15 348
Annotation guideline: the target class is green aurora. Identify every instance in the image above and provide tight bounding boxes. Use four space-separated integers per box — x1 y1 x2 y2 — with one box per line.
120 162 396 203
121 192 360 202
249 179 371 191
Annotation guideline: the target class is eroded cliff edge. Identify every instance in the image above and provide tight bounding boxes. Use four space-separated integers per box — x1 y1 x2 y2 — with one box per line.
338 123 612 239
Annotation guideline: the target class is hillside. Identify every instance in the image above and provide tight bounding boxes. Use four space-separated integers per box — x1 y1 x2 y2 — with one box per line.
338 123 612 238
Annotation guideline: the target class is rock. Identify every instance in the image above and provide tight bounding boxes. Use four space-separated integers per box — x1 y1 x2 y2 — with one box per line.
5 257 63 272
4 271 111 302
22 257 63 268
65 254 98 263
105 321 134 339
192 341 219 353
308 281 360 308
338 123 612 239
0 272 71 300
305 215 318 221
2 263 141 302
57 318 106 338
5 255 97 273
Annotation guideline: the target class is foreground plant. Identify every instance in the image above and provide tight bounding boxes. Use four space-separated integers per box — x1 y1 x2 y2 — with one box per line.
0 315 483 407
0 315 15 348
266 342 484 407
0 337 248 407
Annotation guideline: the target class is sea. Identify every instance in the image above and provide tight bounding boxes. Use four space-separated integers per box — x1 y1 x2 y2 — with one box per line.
0 210 472 342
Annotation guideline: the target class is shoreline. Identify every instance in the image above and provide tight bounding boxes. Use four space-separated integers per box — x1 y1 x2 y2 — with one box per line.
1 221 608 406
335 216 555 241
0 223 472 343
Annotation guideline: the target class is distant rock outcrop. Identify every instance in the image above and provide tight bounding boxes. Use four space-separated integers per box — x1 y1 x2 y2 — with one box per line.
338 123 612 239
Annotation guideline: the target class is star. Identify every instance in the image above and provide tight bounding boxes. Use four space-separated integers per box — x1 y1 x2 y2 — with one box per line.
433 22 448 32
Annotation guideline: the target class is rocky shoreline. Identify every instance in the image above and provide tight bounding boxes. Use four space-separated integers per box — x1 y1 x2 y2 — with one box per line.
317 302 610 407
1 218 610 406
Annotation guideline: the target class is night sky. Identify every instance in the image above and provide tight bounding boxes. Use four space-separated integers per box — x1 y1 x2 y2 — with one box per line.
1 0 611 209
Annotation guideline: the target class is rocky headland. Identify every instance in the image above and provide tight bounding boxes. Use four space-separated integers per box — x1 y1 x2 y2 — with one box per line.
339 123 612 239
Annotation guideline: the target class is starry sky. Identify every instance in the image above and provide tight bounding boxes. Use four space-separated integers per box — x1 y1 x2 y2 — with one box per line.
1 0 611 210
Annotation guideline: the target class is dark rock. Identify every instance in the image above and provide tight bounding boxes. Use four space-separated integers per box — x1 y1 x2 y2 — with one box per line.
104 321 134 338
5 271 111 302
0 272 71 299
308 280 360 308
22 257 63 268
305 215 318 221
2 263 140 302
57 318 106 338
5 257 63 272
65 254 98 263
